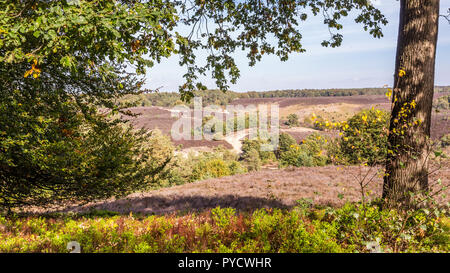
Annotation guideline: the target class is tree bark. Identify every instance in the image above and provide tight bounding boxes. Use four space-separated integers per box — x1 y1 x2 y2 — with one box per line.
383 0 440 208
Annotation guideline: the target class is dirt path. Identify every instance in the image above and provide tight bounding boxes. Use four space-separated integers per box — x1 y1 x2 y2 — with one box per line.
222 126 318 154
223 129 249 154
280 127 318 133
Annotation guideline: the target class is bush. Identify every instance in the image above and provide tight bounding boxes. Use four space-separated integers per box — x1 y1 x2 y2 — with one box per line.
191 159 232 180
330 203 449 253
336 108 389 165
279 133 329 167
142 129 184 187
280 149 314 167
285 113 300 127
174 148 247 182
241 148 262 171
312 115 328 131
241 138 276 164
277 132 297 158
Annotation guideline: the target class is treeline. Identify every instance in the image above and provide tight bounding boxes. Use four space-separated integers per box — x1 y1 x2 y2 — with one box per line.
435 86 450 93
122 86 450 108
243 88 386 98
247 86 448 98
121 89 241 107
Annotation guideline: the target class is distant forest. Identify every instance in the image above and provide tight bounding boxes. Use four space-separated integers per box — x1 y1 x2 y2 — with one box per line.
121 86 450 108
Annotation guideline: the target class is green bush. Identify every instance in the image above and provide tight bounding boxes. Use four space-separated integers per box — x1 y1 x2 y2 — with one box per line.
336 108 389 165
241 148 262 171
330 203 449 252
285 113 300 127
191 159 232 180
228 160 247 174
279 133 329 167
281 150 315 167
174 149 247 182
277 132 297 158
241 138 276 164
312 116 328 131
142 129 191 187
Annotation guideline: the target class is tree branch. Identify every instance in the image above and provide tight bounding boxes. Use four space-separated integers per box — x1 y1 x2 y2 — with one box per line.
440 8 450 24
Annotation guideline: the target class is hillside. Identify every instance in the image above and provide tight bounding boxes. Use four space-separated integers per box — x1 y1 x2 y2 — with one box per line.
67 164 450 215
121 93 450 153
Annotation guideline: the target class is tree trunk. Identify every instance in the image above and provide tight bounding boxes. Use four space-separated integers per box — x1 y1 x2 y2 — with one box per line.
383 0 440 208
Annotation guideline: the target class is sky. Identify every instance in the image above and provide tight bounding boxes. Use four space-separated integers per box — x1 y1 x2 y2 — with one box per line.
143 0 450 92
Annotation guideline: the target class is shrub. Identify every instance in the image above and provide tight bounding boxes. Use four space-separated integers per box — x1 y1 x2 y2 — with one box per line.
227 160 247 174
312 116 328 131
285 113 300 127
277 132 297 158
143 129 177 184
280 149 314 167
241 148 262 171
191 159 232 180
138 143 247 187
279 133 329 167
241 138 276 164
175 149 247 182
336 108 389 165
329 203 449 253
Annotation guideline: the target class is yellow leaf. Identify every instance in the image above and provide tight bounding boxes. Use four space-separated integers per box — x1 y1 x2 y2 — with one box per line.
24 69 32 78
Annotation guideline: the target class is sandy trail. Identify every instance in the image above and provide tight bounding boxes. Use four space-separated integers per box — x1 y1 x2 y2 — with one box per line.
223 129 249 154
222 126 318 154
280 127 318 133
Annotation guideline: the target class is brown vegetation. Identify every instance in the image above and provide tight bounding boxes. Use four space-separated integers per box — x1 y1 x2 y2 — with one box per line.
66 163 449 215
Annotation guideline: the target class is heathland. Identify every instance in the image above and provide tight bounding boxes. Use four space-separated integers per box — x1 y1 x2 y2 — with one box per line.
3 88 449 253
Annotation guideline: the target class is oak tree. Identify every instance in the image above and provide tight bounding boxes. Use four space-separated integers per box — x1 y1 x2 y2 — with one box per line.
383 0 441 207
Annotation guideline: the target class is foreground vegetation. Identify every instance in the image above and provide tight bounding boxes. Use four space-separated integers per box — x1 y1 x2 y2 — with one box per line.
1 203 448 253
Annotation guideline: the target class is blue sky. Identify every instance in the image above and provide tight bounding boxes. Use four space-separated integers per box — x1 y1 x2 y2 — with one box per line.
144 1 450 92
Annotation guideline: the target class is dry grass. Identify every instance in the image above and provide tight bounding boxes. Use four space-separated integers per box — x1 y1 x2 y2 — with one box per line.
63 162 449 215
121 107 232 149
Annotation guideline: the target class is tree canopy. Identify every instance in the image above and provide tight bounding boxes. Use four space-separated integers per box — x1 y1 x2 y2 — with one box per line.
0 0 179 210
0 0 388 97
